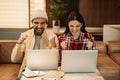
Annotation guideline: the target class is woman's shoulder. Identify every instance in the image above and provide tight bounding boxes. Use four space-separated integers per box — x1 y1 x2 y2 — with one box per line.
59 33 66 38
82 32 93 38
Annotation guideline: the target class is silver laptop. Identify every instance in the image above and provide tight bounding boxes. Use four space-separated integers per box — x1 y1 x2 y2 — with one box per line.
61 50 98 72
26 49 59 70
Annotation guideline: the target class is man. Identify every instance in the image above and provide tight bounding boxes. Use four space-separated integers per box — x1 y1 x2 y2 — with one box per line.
11 10 59 80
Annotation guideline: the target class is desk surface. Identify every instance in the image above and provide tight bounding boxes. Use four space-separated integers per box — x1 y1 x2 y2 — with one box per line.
61 70 104 80
21 69 104 80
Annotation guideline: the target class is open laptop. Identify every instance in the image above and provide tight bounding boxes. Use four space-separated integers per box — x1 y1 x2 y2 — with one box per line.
61 50 98 72
25 49 59 70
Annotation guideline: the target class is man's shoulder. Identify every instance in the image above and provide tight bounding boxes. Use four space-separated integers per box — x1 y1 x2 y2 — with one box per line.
46 30 56 35
24 28 33 33
21 28 33 36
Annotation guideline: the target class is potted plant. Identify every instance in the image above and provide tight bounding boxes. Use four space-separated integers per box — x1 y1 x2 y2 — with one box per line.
49 0 67 34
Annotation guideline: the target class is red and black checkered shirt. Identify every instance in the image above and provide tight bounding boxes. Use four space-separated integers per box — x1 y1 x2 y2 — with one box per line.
59 32 96 50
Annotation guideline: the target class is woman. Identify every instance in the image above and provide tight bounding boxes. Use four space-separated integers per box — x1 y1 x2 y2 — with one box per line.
59 11 96 50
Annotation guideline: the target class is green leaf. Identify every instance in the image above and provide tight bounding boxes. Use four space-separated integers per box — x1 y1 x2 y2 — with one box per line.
49 0 67 20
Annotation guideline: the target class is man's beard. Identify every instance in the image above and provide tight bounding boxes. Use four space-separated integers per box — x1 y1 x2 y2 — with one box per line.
34 26 44 36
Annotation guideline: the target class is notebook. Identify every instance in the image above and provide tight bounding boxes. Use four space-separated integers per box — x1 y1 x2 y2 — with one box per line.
25 49 59 70
61 50 98 72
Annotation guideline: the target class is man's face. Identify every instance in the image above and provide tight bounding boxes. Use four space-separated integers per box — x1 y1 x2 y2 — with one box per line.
32 18 47 35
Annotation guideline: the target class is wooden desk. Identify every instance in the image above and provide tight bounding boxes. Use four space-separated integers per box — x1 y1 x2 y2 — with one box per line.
21 70 104 80
21 70 64 80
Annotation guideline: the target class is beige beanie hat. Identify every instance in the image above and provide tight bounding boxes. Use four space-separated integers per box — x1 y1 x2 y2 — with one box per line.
31 10 48 21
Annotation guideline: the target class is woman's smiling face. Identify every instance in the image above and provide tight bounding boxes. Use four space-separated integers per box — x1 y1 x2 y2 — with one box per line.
68 20 83 38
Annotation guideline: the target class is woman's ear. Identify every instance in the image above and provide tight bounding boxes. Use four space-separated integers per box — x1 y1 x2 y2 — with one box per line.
81 23 83 27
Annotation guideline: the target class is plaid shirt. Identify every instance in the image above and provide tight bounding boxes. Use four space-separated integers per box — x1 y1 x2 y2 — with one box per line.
59 32 96 50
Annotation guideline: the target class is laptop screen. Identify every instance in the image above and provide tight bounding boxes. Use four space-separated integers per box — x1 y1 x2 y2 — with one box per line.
61 50 98 72
26 49 59 70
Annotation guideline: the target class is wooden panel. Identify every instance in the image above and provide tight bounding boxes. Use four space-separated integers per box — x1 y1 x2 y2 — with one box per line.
79 0 94 27
79 0 120 27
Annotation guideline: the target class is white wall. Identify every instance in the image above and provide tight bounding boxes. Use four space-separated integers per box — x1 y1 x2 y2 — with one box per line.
103 25 120 42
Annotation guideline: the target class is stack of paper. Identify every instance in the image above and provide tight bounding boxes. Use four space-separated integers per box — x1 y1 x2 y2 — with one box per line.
22 68 46 78
22 68 64 80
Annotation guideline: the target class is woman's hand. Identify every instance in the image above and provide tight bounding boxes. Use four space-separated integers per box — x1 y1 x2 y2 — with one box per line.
86 40 93 50
60 41 67 49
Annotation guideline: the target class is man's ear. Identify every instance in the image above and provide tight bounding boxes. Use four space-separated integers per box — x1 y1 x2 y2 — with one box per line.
45 24 47 29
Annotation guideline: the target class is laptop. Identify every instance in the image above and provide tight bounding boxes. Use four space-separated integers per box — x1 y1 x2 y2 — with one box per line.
25 49 59 70
61 50 98 72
